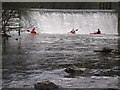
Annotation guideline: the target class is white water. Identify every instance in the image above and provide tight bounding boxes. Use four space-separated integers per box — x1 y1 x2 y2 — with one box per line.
21 9 118 34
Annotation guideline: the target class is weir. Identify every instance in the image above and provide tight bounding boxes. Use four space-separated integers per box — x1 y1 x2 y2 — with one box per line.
21 9 118 34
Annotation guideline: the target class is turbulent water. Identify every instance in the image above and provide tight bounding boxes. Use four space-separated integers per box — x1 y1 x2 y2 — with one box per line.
2 32 120 88
21 9 118 34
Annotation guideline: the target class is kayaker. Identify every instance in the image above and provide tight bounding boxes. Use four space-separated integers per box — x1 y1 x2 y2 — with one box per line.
96 29 101 34
70 29 78 34
70 29 76 34
31 28 37 34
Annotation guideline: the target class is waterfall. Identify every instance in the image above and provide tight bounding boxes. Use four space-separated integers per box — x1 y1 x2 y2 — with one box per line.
21 9 118 34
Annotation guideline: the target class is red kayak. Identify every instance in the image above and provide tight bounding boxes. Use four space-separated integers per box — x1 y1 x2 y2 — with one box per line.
90 32 99 34
90 32 105 35
68 32 76 35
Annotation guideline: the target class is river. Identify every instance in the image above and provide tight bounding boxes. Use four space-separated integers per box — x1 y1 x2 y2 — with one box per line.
2 32 120 89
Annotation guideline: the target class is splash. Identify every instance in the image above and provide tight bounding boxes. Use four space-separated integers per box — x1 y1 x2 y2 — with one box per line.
21 9 118 34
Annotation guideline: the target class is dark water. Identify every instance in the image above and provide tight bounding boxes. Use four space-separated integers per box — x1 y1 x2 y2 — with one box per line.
2 33 120 88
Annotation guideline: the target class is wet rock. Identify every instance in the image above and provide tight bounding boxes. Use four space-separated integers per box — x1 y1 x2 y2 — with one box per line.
111 66 119 71
94 47 120 54
111 49 118 53
94 47 113 53
111 49 120 54
65 66 88 75
90 69 104 76
90 68 120 76
34 80 59 90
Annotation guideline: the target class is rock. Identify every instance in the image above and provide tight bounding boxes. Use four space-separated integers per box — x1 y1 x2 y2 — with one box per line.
34 80 59 90
111 66 119 70
111 49 118 53
102 47 113 52
65 66 88 74
94 47 113 53
111 49 120 54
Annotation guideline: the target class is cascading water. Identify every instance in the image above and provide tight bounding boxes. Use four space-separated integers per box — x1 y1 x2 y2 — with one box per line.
21 9 118 34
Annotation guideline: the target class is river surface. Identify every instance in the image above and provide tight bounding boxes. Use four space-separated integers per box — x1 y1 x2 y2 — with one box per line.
2 32 120 89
